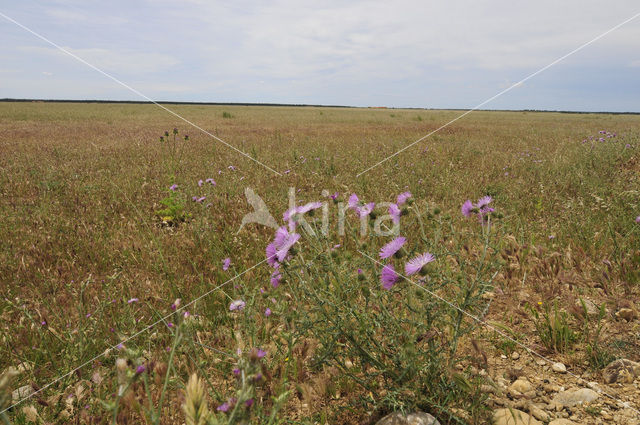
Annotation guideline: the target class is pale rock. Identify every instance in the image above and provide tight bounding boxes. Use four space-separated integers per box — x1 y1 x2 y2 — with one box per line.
375 411 440 425
12 385 33 403
549 419 577 425
551 388 599 407
493 408 542 425
512 352 520 360
602 359 640 384
510 379 534 394
552 362 567 373
528 404 549 422
615 308 637 322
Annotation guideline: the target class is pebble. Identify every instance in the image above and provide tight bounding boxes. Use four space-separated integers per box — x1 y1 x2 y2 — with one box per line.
552 362 567 373
552 388 599 407
375 412 440 425
493 408 542 425
511 352 520 360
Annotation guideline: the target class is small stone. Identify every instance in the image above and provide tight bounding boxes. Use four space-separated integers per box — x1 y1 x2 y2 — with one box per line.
493 408 542 425
512 352 520 360
552 362 567 373
528 404 549 422
549 419 577 425
375 411 440 425
510 378 534 394
552 388 599 407
536 359 546 366
615 308 636 322
602 359 640 384
12 385 33 403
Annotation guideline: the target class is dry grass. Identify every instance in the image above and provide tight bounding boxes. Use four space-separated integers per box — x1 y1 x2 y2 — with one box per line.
0 101 639 424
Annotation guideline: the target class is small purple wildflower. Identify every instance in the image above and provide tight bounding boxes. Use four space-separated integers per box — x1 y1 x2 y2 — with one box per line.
222 258 231 271
348 193 359 209
389 203 401 224
330 192 339 200
265 307 272 317
229 300 246 311
245 398 254 408
127 298 139 304
228 165 237 171
357 202 375 218
381 264 399 290
167 322 174 328
196 196 206 203
198 179 203 187
233 368 240 376
266 243 278 267
192 196 198 202
270 269 282 288
169 184 178 191
636 216 640 224
397 191 412 205
276 232 300 262
217 402 231 412
205 178 216 185
379 236 406 259
357 268 363 274
256 348 267 358
461 200 474 217
405 253 435 276
135 365 146 374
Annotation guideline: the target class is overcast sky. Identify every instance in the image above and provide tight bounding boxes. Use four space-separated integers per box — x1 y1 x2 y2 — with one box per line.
1 1 639 111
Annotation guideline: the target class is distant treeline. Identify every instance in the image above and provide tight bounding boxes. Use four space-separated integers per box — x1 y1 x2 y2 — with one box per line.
1 98 638 115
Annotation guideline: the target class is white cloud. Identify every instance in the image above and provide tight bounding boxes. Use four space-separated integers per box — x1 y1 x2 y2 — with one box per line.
18 46 179 75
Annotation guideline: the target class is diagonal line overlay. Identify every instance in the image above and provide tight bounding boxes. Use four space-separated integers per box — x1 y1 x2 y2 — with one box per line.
0 11 282 176
356 11 640 177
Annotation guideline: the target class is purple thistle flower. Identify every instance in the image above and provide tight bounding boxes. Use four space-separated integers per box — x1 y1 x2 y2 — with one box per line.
266 243 278 266
348 193 359 209
476 196 492 209
265 307 272 317
330 192 339 200
276 232 300 262
379 237 406 259
169 184 178 191
381 264 399 290
135 365 146 374
461 200 474 217
256 348 267 358
270 270 282 288
245 398 254 408
198 179 203 187
389 203 401 224
397 191 412 205
229 300 246 311
233 368 240 375
357 202 375 218
222 258 231 271
405 252 435 276
357 268 363 274
217 402 231 412
273 226 289 247
636 216 640 223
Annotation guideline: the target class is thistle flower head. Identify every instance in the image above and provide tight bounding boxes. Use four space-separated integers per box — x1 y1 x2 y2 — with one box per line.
405 252 435 276
379 237 406 259
397 191 412 206
381 264 399 290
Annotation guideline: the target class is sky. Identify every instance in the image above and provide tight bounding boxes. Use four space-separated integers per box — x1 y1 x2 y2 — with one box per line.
1 0 639 111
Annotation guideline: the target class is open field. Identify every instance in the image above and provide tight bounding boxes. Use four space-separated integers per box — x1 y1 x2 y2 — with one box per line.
1 101 639 424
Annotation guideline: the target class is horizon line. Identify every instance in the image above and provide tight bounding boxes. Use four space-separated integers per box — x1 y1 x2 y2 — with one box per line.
1 98 639 115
